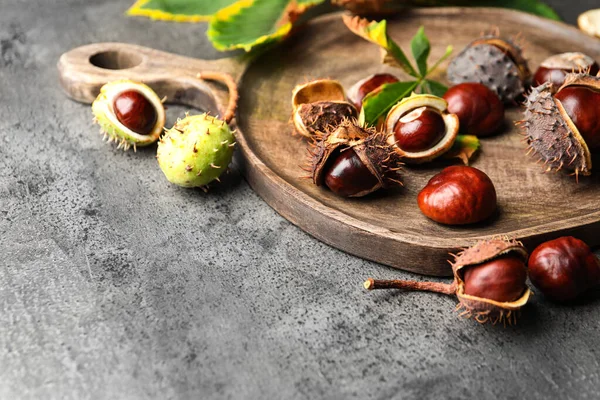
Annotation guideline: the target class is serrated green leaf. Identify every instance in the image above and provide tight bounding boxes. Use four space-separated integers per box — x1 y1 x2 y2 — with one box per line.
207 0 326 52
444 135 481 165
343 15 418 77
361 81 419 127
423 80 448 97
410 26 430 77
127 0 238 21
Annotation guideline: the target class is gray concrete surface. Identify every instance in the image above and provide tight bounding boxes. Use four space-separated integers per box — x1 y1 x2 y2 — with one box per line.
1 1 600 399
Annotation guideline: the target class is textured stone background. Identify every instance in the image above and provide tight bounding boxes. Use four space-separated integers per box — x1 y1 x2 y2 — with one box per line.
1 1 599 399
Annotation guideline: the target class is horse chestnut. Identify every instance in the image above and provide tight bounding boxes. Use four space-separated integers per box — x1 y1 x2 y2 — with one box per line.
528 236 600 302
323 148 380 197
364 239 531 325
554 85 600 150
443 83 505 136
533 52 599 92
463 255 527 302
393 107 446 152
113 90 158 135
348 73 399 110
418 166 497 225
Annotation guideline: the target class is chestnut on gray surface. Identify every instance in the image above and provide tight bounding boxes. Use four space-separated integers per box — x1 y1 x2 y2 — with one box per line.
364 239 531 325
113 90 158 135
528 237 600 302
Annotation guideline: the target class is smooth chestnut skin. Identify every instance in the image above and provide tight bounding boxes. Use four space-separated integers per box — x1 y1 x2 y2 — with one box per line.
443 83 504 136
393 107 446 153
352 73 399 110
113 90 157 135
554 86 600 149
323 149 379 197
534 63 599 89
463 256 528 302
528 237 600 302
418 166 497 225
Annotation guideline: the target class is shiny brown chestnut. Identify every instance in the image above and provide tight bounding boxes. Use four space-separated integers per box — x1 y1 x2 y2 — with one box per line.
528 236 600 302
443 83 505 136
534 52 599 92
418 166 497 225
323 148 380 197
113 90 158 135
463 255 528 302
348 73 399 110
554 85 600 150
393 107 446 152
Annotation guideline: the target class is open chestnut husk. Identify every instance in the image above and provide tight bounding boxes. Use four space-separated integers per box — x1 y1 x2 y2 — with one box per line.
533 52 599 92
443 83 505 136
347 73 399 110
384 93 459 163
528 236 600 302
364 239 531 325
418 166 497 225
448 34 531 103
521 73 600 177
291 79 358 138
309 119 403 197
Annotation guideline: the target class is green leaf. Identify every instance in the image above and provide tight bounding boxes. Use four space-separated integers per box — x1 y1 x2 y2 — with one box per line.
207 0 326 52
410 26 430 77
444 135 481 165
343 15 418 77
423 79 448 97
361 81 419 127
127 0 238 21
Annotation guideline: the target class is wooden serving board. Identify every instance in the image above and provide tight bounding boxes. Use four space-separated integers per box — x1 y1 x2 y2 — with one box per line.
58 8 600 276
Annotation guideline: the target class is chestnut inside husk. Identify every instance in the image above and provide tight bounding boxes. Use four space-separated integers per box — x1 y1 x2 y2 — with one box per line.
364 239 531 325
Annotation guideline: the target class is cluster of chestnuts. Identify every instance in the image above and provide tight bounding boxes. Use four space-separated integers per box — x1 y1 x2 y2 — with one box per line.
91 72 239 188
365 236 600 325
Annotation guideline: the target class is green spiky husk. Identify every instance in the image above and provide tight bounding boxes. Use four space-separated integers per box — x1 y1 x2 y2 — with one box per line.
157 114 235 188
91 80 164 151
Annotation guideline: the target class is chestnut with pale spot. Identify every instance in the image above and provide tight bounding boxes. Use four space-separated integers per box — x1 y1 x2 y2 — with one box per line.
113 90 158 135
393 107 446 152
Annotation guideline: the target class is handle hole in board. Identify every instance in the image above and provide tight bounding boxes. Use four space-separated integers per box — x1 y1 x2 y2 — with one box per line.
89 50 143 70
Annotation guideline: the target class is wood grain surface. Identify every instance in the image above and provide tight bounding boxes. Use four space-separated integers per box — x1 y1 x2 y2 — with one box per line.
58 8 600 276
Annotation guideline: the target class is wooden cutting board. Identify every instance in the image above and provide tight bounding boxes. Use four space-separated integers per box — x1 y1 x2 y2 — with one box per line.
58 8 600 276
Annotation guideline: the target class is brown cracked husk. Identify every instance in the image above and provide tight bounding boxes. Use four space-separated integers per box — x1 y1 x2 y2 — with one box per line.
520 73 600 178
309 119 403 196
291 79 357 138
448 34 531 103
293 101 358 138
364 239 531 326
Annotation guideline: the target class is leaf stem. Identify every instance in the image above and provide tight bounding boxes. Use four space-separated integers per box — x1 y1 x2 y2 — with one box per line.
364 278 456 295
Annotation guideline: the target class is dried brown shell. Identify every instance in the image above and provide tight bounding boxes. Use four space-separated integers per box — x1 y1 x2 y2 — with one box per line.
384 93 459 164
310 120 403 197
293 101 358 138
291 79 356 138
521 73 599 177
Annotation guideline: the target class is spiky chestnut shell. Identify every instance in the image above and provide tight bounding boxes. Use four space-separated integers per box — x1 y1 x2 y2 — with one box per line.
521 73 600 177
157 114 235 188
384 93 459 164
291 79 356 137
309 120 403 197
447 35 531 103
92 80 165 151
452 239 531 325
